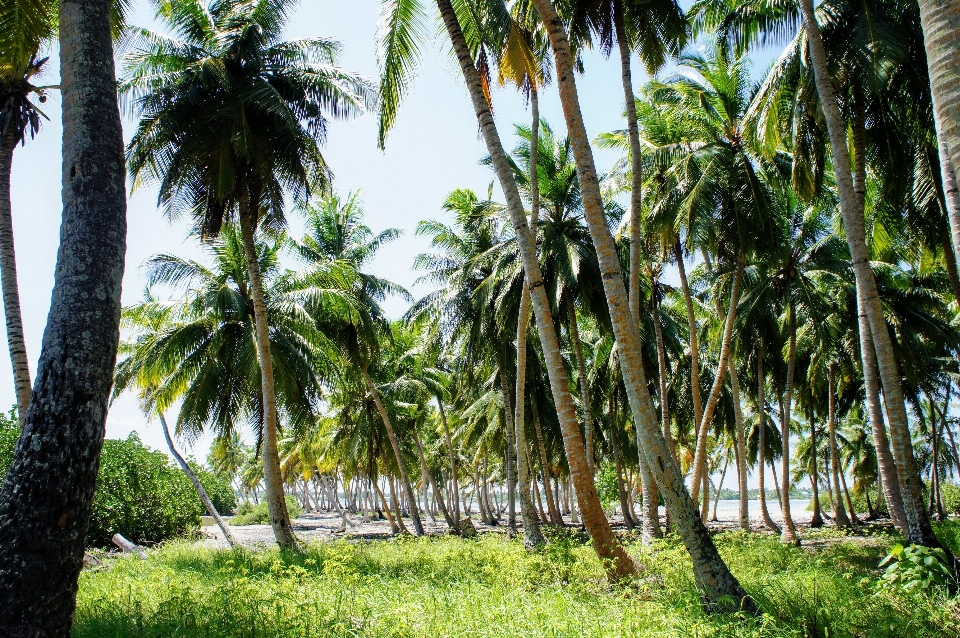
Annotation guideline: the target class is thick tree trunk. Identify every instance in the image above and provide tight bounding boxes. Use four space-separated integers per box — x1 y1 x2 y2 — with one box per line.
438 397 460 528
531 0 750 606
159 413 236 547
0 0 127 630
780 304 799 544
757 347 781 533
0 129 31 422
362 366 423 535
513 88 546 547
691 261 744 508
799 0 942 550
238 209 297 550
827 365 851 527
567 298 596 477
918 0 960 183
437 0 633 576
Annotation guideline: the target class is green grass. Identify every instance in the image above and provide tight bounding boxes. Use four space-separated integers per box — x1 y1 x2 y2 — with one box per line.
74 523 960 637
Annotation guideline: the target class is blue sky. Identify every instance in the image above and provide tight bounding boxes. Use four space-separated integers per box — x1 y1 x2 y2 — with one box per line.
8 1 785 489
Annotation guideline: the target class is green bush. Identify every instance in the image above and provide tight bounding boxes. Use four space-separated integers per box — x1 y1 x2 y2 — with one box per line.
232 495 303 525
940 481 960 515
0 406 18 472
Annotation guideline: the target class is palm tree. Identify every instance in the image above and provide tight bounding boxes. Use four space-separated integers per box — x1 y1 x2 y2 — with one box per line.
0 0 127 630
917 0 960 183
380 0 636 577
121 0 373 548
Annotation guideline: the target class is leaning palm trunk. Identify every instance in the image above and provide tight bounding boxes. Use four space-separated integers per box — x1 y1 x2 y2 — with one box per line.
534 409 563 525
0 0 127 629
918 0 960 182
437 0 634 577
756 347 781 533
159 413 237 547
827 365 851 527
513 88 547 547
691 261 744 511
808 406 824 528
530 0 751 606
780 304 799 544
238 209 298 550
798 0 944 551
413 423 454 529
362 366 424 536
0 129 31 422
645 266 667 540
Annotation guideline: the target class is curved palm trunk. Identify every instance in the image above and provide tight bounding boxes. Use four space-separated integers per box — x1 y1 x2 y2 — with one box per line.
675 243 703 463
918 0 960 183
531 0 750 606
710 453 729 521
691 261 744 509
362 366 424 535
757 348 781 533
799 0 943 551
513 89 547 546
567 297 596 477
238 210 297 550
0 129 31 422
438 397 460 528
827 365 851 527
0 1 127 630
780 303 799 544
808 407 824 528
159 413 237 547
437 0 632 575
728 360 749 530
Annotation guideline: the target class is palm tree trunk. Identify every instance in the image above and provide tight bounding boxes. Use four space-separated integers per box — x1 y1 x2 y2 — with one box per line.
438 397 460 528
501 366 517 535
780 303 799 544
413 423 454 529
159 413 237 547
691 261 744 508
728 361 749 531
675 242 703 461
647 264 668 538
711 453 729 521
567 297 595 477
918 0 960 182
238 209 298 550
610 396 635 530
757 347 781 534
799 0 944 551
0 129 31 422
827 365 851 528
533 409 563 526
809 406 824 528
531 0 750 607
938 143 960 278
839 469 861 524
362 366 424 535
0 0 127 629
437 0 633 577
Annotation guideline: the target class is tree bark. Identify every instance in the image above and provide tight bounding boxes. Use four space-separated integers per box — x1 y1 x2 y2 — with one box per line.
0 129 31 422
362 366 423 535
938 142 960 279
799 0 944 551
238 209 297 550
531 0 750 606
437 0 632 576
159 413 237 547
757 346 781 533
780 303 799 544
918 0 960 185
0 0 127 630
827 365 851 527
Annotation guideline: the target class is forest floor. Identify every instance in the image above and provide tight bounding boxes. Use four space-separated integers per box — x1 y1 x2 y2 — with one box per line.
74 519 960 637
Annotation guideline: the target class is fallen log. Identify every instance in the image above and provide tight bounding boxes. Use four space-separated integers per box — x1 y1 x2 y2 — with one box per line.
111 533 146 558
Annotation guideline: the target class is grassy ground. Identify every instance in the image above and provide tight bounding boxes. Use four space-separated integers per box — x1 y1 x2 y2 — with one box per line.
74 523 960 637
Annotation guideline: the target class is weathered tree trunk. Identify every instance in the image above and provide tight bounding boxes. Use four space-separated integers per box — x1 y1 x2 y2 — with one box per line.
362 366 423 535
159 413 237 547
780 304 799 545
757 347 781 534
531 0 751 606
438 0 633 576
827 365 851 528
918 0 960 184
938 143 960 278
238 208 297 550
800 0 944 552
0 0 127 630
0 129 31 422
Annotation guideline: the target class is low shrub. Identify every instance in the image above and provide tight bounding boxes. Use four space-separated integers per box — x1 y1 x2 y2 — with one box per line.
231 495 303 525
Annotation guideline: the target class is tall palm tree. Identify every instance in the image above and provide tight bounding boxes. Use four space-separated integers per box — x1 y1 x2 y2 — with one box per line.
527 0 750 607
380 0 636 578
917 0 960 181
121 0 373 548
0 0 127 630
